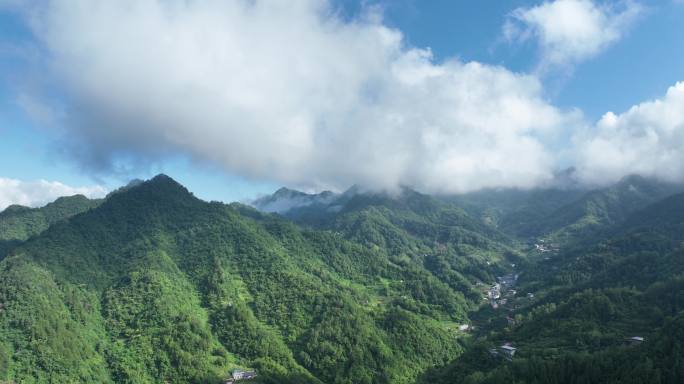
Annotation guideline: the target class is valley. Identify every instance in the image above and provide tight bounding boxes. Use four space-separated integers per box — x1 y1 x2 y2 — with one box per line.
3 1 683 383
0 175 682 383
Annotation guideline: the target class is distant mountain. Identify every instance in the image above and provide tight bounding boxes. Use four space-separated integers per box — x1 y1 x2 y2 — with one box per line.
253 186 522 309
445 187 585 236
257 185 509 241
0 194 102 258
251 187 339 214
447 175 684 245
0 194 101 241
314 186 512 250
536 175 684 244
621 190 684 235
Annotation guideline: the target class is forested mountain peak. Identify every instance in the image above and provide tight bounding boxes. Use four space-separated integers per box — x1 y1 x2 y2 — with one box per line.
106 173 199 207
340 186 444 211
252 187 338 214
0 194 94 217
256 184 454 218
272 187 307 198
0 194 101 242
144 173 191 193
1 175 683 383
1 175 512 383
0 205 30 215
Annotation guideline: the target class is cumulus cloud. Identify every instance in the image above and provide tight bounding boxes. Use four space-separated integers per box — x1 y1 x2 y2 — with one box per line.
504 0 643 70
0 178 107 211
574 82 684 185
10 0 583 194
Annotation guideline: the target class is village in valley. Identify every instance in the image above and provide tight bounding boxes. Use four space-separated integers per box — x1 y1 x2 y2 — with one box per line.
457 239 555 362
460 238 647 363
224 369 257 383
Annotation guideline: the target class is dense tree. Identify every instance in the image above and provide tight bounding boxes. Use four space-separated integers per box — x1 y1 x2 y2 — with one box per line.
1 174 683 383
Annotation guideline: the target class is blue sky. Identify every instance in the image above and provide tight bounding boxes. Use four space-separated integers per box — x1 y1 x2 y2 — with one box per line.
1 0 683 208
361 0 684 117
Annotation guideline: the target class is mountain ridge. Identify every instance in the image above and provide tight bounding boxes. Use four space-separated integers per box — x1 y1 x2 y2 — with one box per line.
0 175 509 383
1 174 683 383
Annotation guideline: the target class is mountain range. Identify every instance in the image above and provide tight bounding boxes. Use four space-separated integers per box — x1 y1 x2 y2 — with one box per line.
0 174 682 383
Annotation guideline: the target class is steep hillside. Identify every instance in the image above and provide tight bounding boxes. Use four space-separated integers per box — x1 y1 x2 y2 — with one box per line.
538 176 682 243
252 188 338 214
423 188 684 384
3 175 681 383
445 187 585 236
258 186 521 303
259 185 514 255
0 175 498 383
621 190 684 236
445 176 683 245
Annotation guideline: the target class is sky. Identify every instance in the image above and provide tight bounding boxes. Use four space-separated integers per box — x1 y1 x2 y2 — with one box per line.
0 0 683 209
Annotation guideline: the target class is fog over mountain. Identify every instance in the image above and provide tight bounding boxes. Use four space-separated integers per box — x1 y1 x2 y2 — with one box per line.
252 188 338 214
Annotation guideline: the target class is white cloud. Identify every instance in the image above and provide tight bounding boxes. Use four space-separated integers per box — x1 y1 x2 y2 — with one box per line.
504 0 643 70
0 178 107 211
9 0 583 194
574 82 684 185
